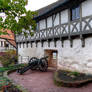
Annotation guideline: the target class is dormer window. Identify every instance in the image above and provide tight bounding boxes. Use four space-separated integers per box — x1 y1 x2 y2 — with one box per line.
71 5 80 21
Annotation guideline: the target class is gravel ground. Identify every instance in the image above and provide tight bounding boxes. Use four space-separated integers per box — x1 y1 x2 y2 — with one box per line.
9 69 92 92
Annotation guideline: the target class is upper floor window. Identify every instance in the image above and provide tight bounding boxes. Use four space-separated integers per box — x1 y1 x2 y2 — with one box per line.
71 5 80 21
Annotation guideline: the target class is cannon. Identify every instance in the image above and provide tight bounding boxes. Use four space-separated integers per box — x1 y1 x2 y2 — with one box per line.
17 56 48 75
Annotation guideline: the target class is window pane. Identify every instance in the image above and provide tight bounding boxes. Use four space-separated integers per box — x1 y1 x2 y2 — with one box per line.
76 7 80 19
71 5 80 21
72 9 76 20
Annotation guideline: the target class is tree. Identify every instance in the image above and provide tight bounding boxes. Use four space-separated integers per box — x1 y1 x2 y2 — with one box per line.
0 0 37 36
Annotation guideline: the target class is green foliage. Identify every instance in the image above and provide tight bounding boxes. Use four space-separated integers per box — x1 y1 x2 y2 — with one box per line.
0 0 37 36
69 71 80 76
0 64 27 72
0 77 10 90
0 50 17 67
0 63 27 91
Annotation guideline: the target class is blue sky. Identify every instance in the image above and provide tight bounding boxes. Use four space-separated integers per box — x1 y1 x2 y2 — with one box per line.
26 0 58 11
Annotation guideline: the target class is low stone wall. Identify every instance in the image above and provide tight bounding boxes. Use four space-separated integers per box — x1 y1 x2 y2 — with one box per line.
54 70 92 87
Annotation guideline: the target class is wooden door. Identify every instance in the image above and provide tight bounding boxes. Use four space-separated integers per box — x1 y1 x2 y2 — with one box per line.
45 50 57 68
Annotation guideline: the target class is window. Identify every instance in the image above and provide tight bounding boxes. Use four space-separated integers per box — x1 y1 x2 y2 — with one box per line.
4 42 9 48
5 44 9 48
52 51 57 60
71 5 80 21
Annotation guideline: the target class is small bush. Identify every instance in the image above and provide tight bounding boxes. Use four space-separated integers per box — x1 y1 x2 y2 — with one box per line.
0 50 17 67
70 71 80 76
0 64 27 72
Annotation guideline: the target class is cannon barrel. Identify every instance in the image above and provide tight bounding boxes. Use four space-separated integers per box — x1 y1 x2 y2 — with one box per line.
17 56 48 74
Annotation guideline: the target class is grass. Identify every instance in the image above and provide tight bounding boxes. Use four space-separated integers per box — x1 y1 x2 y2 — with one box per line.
0 64 27 72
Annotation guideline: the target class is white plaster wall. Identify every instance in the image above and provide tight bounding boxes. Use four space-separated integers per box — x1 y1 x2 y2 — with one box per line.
18 37 92 74
61 9 68 24
39 19 46 30
58 38 92 74
0 39 15 52
18 42 44 63
47 16 52 28
54 13 59 26
82 0 92 17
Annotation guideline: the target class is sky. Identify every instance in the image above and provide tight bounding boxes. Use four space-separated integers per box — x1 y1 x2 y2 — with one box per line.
0 0 58 17
26 0 58 11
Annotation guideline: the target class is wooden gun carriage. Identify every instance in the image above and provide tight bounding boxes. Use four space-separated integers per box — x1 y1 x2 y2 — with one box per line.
17 56 48 74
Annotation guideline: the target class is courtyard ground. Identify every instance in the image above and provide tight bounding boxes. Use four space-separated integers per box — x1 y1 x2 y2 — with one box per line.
9 69 92 92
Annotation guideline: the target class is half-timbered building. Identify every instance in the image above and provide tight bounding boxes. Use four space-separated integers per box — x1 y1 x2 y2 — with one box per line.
16 0 92 73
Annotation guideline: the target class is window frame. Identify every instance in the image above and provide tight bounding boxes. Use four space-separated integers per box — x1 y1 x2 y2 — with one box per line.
70 5 80 21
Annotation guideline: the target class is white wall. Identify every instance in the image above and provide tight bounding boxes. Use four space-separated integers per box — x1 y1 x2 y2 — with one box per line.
39 9 69 29
82 0 92 17
18 37 92 74
39 19 46 30
54 13 59 26
17 0 92 73
47 16 52 28
61 9 68 24
0 38 15 52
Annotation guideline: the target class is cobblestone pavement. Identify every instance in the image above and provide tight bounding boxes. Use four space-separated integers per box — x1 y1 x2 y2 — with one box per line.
9 69 92 92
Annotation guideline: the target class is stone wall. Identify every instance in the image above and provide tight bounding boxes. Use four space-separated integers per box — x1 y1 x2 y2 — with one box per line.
18 37 92 74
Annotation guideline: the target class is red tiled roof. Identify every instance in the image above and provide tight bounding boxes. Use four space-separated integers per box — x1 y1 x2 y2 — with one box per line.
0 29 16 48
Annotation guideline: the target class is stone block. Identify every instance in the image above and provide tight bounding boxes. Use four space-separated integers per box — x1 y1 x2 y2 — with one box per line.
87 63 92 68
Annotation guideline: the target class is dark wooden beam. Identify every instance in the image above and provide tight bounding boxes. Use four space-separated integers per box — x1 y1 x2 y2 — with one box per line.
19 43 21 48
80 35 85 47
48 40 50 47
23 42 25 48
36 41 38 47
31 42 33 48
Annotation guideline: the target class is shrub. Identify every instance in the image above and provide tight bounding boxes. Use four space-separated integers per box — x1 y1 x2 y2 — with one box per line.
69 71 80 76
0 50 17 67
0 64 27 72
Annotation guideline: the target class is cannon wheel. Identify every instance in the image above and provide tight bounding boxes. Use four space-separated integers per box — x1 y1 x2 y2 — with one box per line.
29 57 38 70
39 58 48 72
29 57 38 64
